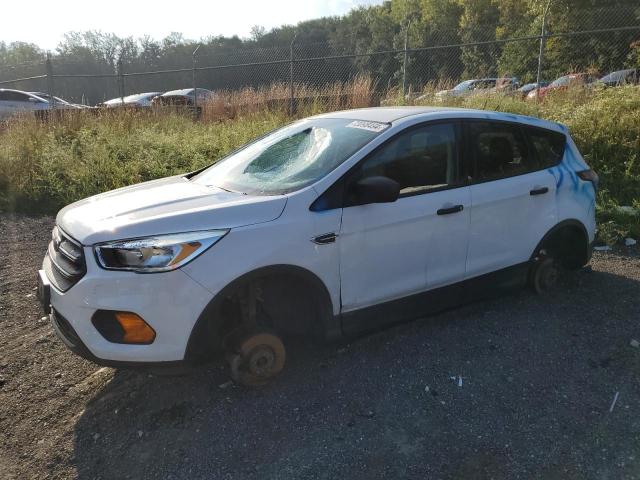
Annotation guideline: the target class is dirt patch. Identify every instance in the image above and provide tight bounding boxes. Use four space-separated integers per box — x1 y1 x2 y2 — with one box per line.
1 213 639 479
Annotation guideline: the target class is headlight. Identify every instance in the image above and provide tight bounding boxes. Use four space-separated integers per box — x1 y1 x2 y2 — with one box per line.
94 230 228 272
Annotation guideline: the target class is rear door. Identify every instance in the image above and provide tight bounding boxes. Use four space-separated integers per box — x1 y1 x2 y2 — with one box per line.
339 121 470 313
464 120 558 278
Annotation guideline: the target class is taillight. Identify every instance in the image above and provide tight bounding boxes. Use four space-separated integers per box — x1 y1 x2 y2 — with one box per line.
577 169 599 189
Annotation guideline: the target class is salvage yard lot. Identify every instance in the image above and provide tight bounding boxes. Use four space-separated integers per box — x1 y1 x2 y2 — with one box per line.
1 212 639 480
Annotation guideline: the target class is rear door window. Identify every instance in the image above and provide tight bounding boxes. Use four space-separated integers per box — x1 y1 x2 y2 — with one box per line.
526 127 566 168
467 121 535 182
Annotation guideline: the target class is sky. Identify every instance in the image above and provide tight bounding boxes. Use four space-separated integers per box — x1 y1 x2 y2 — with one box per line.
2 0 383 51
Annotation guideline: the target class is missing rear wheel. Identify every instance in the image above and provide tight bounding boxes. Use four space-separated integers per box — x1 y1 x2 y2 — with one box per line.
530 257 559 294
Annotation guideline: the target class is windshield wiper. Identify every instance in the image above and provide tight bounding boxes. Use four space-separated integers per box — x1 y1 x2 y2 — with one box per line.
208 184 238 193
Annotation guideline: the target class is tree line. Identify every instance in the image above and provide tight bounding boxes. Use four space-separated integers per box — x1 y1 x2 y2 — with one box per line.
1 0 639 104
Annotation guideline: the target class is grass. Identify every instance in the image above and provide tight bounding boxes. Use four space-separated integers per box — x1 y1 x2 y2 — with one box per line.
1 79 639 244
0 110 287 213
200 74 376 120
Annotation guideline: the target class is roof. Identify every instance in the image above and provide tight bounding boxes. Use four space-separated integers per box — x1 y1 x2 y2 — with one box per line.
0 88 40 95
313 106 458 122
313 106 566 133
161 88 212 97
162 88 195 96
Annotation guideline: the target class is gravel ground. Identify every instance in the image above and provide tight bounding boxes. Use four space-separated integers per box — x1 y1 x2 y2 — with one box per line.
1 213 639 480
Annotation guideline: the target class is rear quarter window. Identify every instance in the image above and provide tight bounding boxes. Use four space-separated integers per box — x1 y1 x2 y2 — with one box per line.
526 127 566 168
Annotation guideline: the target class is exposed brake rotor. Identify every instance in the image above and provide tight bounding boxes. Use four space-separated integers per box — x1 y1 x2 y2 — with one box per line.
228 332 286 387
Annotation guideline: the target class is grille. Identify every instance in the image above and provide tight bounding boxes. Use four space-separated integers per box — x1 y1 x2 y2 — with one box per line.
44 226 86 292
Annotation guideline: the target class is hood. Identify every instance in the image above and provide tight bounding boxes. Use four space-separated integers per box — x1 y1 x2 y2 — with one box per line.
57 175 287 245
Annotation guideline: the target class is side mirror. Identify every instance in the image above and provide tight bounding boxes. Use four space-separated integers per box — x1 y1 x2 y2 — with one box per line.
350 176 400 206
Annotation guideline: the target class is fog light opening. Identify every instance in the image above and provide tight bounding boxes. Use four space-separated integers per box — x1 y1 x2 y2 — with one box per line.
92 310 156 345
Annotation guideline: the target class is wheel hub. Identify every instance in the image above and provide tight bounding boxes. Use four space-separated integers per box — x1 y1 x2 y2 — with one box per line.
532 257 559 293
540 263 558 288
247 345 276 376
228 332 286 386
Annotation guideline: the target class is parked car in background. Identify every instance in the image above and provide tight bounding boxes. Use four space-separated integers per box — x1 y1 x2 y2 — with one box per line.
0 89 78 120
435 78 498 99
30 92 72 106
527 73 599 100
100 92 162 108
38 106 597 386
515 82 550 99
598 69 639 87
29 92 90 110
151 88 214 108
493 77 520 93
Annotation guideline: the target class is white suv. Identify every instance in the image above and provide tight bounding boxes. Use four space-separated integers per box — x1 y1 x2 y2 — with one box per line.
38 107 597 385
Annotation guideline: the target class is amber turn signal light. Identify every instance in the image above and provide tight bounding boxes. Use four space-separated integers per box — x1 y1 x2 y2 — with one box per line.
114 312 156 344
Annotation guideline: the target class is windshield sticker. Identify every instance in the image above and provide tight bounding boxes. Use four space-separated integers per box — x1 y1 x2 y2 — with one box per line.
346 120 389 133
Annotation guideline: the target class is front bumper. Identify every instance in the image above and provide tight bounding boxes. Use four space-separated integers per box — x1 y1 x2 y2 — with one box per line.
49 308 187 368
50 308 99 363
41 247 214 364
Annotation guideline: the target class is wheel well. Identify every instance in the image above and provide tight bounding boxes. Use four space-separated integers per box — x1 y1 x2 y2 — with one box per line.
532 220 590 270
184 266 335 363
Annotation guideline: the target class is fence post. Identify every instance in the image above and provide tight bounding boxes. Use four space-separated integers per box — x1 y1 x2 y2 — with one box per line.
45 52 56 110
536 0 552 101
289 33 297 116
117 58 125 103
402 19 411 98
192 44 201 120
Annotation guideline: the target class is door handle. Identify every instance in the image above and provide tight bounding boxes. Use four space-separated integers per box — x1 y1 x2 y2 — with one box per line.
312 232 337 245
437 204 464 216
530 187 549 196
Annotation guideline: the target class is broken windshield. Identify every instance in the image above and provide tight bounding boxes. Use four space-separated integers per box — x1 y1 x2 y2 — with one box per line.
192 118 388 195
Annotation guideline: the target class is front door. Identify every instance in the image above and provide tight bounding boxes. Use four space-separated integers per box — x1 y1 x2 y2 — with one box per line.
339 121 470 314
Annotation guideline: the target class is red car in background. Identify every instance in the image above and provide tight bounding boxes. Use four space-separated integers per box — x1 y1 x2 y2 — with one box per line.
527 73 599 100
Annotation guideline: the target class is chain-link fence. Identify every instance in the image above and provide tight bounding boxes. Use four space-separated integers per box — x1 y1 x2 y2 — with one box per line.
1 3 639 110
